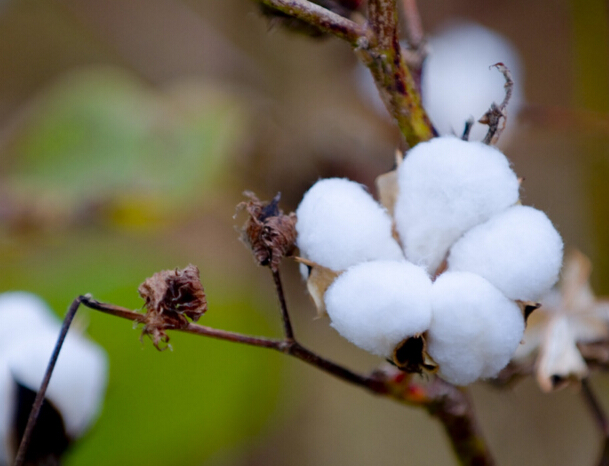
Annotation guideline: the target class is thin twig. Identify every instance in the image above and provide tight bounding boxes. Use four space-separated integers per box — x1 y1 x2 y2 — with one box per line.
259 0 369 46
582 378 609 436
480 63 513 145
272 270 294 341
400 0 426 90
401 0 423 49
13 296 83 466
581 379 609 466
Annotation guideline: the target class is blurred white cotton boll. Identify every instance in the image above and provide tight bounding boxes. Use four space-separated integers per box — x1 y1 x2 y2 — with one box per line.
448 205 564 301
296 178 404 271
0 292 60 353
6 331 108 439
428 272 524 386
422 21 524 143
324 260 432 357
394 136 520 274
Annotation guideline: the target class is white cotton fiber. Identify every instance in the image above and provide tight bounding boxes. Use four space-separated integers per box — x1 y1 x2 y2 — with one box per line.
422 21 524 143
7 331 108 439
324 260 432 357
0 292 60 353
448 205 563 301
296 178 404 271
428 272 524 385
394 136 519 274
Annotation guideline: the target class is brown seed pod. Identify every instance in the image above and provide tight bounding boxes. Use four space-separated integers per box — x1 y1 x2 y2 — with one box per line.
238 192 297 272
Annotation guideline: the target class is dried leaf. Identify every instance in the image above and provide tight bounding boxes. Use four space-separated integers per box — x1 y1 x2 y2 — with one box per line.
238 192 296 272
296 257 340 318
514 250 609 390
536 315 588 392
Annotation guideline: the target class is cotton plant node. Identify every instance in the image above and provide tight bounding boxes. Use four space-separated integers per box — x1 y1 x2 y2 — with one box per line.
238 191 297 272
138 265 208 350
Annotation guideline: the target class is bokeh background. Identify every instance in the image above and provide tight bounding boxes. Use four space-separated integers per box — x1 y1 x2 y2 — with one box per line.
1 0 608 465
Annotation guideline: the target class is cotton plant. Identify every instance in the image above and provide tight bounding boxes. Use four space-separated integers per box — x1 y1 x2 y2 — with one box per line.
0 292 108 466
296 136 563 385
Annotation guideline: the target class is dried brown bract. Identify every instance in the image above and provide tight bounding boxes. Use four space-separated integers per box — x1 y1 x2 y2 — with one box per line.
295 257 341 318
138 265 208 350
238 191 297 272
392 335 438 374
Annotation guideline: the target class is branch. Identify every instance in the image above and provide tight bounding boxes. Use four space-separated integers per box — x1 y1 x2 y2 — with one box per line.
424 379 496 466
259 0 369 45
256 0 434 147
581 379 609 466
78 294 494 465
272 269 294 341
357 0 434 146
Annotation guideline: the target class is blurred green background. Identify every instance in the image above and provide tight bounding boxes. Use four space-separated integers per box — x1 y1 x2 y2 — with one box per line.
0 0 608 465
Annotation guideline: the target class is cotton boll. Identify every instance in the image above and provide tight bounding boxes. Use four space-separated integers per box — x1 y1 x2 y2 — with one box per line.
0 292 60 353
422 21 524 143
324 260 432 357
394 136 519 274
296 178 404 271
428 272 524 385
6 331 108 439
448 205 563 301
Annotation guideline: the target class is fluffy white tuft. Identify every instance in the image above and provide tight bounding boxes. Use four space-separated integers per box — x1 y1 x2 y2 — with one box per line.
296 178 404 271
448 205 564 301
394 136 519 274
324 260 432 357
0 291 109 443
422 21 524 143
6 331 108 439
0 292 60 353
428 271 525 385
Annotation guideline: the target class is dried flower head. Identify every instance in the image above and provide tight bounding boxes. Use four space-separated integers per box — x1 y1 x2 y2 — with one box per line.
238 191 297 272
138 265 207 350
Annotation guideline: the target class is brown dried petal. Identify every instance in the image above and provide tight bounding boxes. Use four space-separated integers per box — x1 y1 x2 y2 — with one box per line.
238 192 297 272
536 315 588 392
